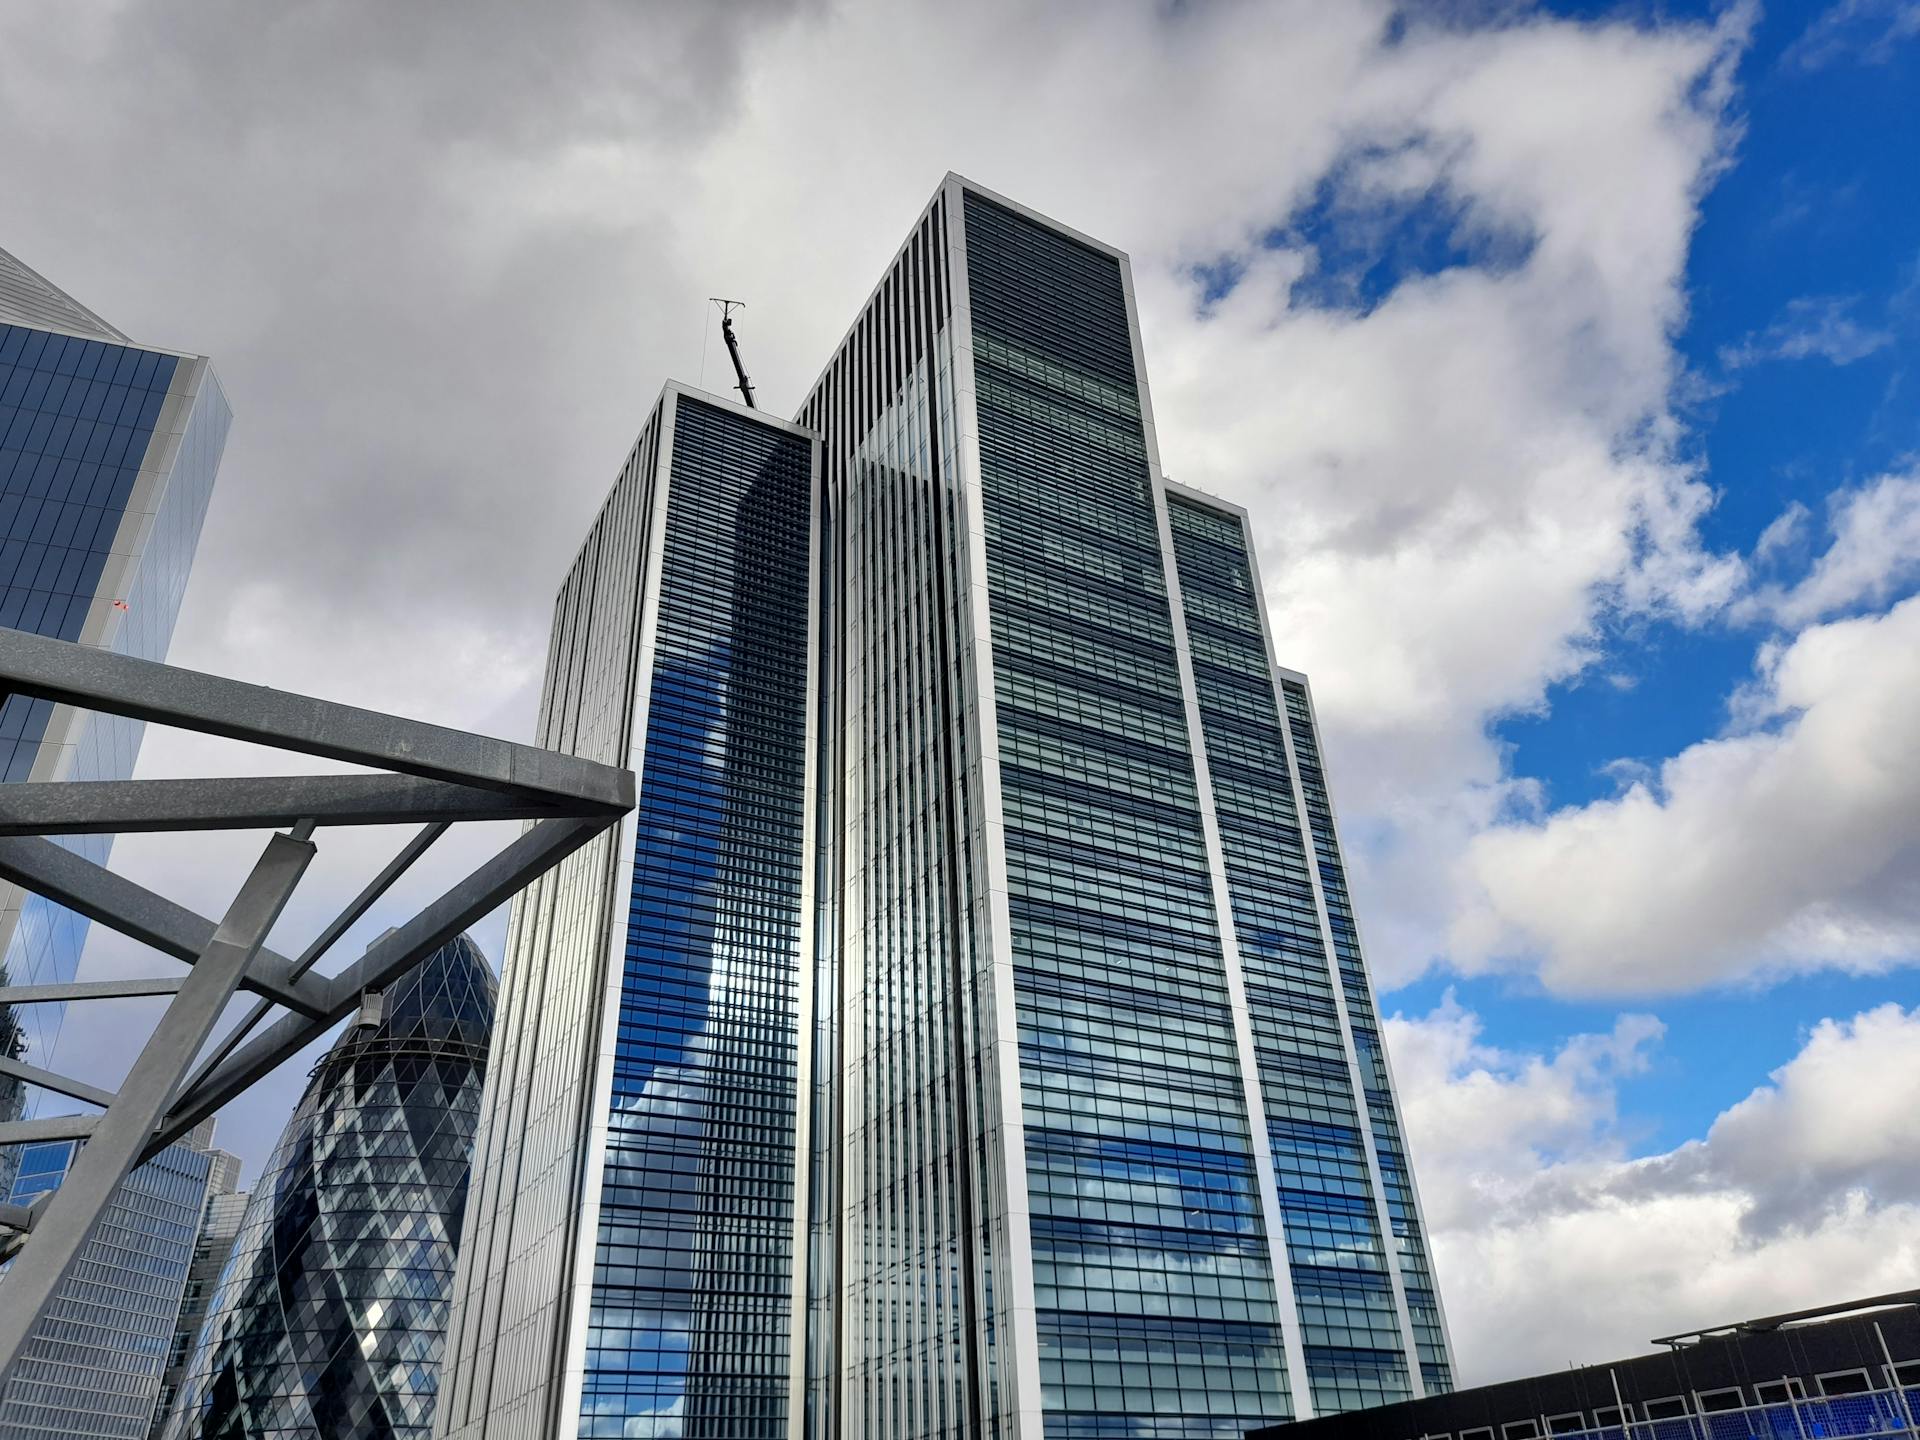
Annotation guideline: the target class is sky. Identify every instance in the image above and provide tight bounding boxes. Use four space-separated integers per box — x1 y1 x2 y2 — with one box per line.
2 0 1917 1390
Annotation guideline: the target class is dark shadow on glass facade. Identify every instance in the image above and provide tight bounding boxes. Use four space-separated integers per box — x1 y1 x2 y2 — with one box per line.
583 396 813 1440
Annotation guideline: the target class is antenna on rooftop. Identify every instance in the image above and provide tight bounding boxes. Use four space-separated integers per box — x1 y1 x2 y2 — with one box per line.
709 298 757 409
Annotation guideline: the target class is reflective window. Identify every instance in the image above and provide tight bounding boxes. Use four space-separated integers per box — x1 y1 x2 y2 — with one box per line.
581 397 813 1440
966 192 1291 1440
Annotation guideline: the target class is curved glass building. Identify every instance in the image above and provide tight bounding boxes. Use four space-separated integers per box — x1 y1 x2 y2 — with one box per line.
158 933 496 1440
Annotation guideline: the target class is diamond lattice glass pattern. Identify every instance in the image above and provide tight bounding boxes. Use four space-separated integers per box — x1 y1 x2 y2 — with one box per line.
159 935 496 1440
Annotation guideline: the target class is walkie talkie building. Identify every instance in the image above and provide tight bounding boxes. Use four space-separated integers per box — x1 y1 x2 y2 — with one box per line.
437 176 1449 1440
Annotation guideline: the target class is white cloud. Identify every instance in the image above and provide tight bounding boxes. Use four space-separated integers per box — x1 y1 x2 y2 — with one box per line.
1456 591 1920 993
1738 469 1920 628
1783 0 1920 72
1752 500 1811 562
0 0 1778 1148
1720 294 1894 369
1389 998 1920 1382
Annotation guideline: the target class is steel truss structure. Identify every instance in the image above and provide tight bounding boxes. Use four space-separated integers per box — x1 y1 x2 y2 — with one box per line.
0 627 633 1379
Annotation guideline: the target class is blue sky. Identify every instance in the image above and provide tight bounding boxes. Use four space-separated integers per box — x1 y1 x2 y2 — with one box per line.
1426 0 1920 1151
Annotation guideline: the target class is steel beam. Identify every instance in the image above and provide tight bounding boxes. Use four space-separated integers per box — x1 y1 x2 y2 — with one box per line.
149 814 603 1157
296 821 448 974
0 835 329 1017
0 1115 98 1146
0 1055 117 1110
0 1196 49 1265
0 976 182 1004
0 774 572 836
0 829 314 1376
179 821 449 1101
0 627 632 811
0 629 631 1381
0 1198 44 1233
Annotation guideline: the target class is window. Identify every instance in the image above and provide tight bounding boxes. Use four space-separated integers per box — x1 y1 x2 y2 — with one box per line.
1548 1414 1588 1434
1643 1398 1691 1420
1504 1421 1542 1440
1891 1363 1920 1388
1754 1380 1807 1404
1593 1407 1630 1428
1462 1426 1495 1440
1697 1390 1745 1413
1817 1371 1873 1397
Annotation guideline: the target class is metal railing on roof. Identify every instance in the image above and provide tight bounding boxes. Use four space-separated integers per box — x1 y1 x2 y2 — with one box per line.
1523 1386 1920 1440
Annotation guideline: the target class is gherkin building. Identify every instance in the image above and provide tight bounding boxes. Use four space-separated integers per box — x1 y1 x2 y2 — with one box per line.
158 933 495 1440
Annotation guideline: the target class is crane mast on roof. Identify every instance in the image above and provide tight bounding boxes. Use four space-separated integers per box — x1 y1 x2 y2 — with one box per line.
710 297 756 409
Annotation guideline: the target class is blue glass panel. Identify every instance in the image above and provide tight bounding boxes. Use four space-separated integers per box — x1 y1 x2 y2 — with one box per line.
580 396 812 1440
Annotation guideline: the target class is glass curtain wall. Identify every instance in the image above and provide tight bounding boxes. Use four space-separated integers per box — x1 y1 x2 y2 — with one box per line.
581 396 814 1440
962 192 1292 1440
1165 493 1420 1413
796 191 1001 1440
1279 680 1451 1396
160 935 496 1440
0 1136 214 1439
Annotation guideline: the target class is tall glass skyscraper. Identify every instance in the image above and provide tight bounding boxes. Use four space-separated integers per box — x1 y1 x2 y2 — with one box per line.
438 385 820 1440
151 1152 246 1436
0 244 232 1193
438 176 1449 1440
158 934 497 1440
0 1120 227 1439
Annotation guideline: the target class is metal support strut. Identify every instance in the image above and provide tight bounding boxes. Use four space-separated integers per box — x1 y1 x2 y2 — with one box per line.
0 626 633 1383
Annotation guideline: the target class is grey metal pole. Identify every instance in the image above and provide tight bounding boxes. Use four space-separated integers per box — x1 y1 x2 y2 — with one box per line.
0 827 314 1378
1876 1321 1917 1433
1611 1367 1632 1439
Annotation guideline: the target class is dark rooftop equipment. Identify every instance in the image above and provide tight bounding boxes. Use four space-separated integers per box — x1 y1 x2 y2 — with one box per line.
711 297 756 408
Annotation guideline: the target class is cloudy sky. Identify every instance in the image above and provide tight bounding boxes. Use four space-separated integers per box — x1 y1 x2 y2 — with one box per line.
4 0 1918 1388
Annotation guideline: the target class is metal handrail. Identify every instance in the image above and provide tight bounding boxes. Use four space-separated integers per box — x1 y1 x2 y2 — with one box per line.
1543 1386 1920 1440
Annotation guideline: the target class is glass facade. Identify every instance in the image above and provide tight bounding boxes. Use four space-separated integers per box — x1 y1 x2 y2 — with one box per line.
582 396 813 1438
962 193 1293 1439
158 935 497 1440
438 389 818 1440
796 194 1003 1440
439 175 1447 1440
0 1128 218 1439
1280 679 1452 1397
151 1177 248 1438
0 260 232 1198
1166 494 1435 1412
